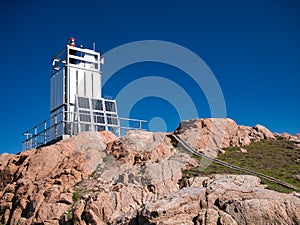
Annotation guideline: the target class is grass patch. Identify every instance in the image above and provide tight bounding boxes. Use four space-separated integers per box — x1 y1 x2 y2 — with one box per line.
62 189 86 223
260 178 293 193
72 190 83 202
88 170 98 179
65 208 73 220
182 139 300 193
61 207 73 224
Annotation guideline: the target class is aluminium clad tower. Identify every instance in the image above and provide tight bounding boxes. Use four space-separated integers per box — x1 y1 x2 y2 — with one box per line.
50 38 119 139
23 38 146 150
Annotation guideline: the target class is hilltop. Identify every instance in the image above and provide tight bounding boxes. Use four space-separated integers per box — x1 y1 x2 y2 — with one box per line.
0 118 299 224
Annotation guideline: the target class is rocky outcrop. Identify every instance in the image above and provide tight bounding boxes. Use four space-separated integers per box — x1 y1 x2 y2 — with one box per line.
175 118 276 156
141 175 300 225
275 132 300 147
106 131 174 164
140 187 206 224
0 119 299 225
0 131 116 225
67 130 197 224
0 153 18 190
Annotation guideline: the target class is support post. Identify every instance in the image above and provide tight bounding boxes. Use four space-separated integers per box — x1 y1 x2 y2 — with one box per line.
54 114 58 139
34 127 37 148
44 121 47 144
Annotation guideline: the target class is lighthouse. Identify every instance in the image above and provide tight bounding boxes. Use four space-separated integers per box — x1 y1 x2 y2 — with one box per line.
50 37 119 137
23 39 146 150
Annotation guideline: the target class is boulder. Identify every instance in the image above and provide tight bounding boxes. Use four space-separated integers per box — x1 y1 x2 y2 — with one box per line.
239 147 247 153
107 130 173 164
175 118 275 156
140 187 206 225
253 124 275 140
175 118 239 156
274 132 300 147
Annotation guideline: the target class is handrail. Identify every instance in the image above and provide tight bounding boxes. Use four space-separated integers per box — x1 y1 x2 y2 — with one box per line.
170 134 297 191
23 111 148 150
23 111 62 135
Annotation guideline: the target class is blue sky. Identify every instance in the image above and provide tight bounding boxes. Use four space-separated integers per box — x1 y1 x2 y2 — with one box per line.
0 0 299 154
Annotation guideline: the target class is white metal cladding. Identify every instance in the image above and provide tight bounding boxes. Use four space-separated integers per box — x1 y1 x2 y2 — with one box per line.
68 68 101 105
92 72 101 98
85 71 93 97
50 69 64 112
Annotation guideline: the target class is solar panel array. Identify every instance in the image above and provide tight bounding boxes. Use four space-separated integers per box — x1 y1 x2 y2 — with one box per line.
75 96 119 132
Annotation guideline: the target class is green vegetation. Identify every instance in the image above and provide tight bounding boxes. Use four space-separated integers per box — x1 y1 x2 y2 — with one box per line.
72 190 83 202
61 207 73 223
88 154 112 179
103 155 110 163
64 208 73 221
62 189 85 222
182 139 300 193
88 170 98 179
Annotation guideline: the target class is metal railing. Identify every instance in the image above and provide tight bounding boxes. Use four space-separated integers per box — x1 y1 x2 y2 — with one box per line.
23 111 147 150
170 134 297 190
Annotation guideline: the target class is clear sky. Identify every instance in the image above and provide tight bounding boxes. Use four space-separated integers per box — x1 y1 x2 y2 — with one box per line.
0 0 299 154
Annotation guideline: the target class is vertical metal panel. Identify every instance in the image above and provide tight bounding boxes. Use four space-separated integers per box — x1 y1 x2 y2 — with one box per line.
92 72 101 98
50 76 54 110
69 67 77 105
50 69 64 112
78 70 85 96
85 71 92 97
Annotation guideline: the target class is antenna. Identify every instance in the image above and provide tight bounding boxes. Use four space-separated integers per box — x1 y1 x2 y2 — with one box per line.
93 42 96 51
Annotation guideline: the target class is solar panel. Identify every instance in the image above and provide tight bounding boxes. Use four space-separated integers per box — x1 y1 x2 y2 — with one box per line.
75 95 119 133
79 110 91 122
105 101 116 112
78 96 90 108
92 99 103 110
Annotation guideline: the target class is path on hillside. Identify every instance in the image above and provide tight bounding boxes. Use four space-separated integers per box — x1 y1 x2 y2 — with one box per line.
169 134 297 191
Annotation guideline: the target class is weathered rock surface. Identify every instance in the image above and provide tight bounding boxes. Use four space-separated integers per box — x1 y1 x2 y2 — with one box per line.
68 130 197 224
106 131 174 165
0 119 299 225
175 118 276 156
275 132 300 147
0 131 116 225
193 174 300 225
141 175 300 225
